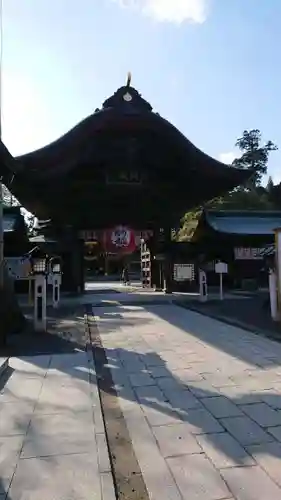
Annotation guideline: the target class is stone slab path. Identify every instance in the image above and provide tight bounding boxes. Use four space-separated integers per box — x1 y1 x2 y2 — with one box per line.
93 302 281 500
0 349 114 499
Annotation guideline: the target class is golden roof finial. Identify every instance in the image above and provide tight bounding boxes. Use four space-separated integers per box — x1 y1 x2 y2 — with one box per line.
126 72 132 87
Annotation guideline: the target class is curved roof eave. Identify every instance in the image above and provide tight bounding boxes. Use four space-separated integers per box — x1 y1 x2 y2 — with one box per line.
204 209 281 235
15 107 250 186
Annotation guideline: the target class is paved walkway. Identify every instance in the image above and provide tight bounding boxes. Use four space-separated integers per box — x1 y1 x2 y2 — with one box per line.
3 282 281 500
0 347 114 498
94 302 281 500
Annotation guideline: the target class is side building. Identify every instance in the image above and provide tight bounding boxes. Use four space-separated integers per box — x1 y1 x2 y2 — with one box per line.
191 209 281 289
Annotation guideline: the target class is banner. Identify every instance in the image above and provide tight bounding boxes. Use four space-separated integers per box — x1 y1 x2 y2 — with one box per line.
104 226 136 254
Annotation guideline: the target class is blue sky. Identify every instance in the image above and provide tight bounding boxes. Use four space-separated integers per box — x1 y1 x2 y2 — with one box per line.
2 0 281 183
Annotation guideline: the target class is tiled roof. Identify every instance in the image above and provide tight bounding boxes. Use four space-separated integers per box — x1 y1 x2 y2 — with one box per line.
206 211 281 235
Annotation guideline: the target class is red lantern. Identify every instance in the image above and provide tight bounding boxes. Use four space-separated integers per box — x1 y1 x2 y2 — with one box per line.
104 226 136 254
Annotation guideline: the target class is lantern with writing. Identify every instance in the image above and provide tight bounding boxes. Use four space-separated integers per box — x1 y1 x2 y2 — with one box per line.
105 226 136 254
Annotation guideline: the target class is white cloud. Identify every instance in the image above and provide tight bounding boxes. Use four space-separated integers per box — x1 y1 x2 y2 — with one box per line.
219 152 236 165
114 0 208 24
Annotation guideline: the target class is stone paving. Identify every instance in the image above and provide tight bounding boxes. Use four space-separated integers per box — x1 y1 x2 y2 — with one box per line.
94 302 281 500
0 348 114 499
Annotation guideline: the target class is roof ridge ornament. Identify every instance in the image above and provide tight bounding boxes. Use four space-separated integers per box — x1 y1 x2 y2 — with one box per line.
102 79 153 112
126 71 132 87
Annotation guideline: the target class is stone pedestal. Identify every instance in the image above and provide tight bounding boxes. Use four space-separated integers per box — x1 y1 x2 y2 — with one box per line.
0 266 26 347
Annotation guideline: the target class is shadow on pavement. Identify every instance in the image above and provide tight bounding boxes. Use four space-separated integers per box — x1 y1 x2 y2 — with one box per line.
3 296 281 497
148 303 281 369
0 479 12 499
99 345 281 473
1 305 86 357
178 293 281 343
0 332 94 499
87 303 281 487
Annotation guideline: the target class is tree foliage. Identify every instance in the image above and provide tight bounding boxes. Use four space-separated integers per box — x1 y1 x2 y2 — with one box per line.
176 129 279 241
232 129 277 186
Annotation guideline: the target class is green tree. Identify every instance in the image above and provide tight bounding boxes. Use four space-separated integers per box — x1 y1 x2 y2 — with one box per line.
267 180 281 209
175 208 202 241
266 176 275 194
232 129 277 186
174 129 279 241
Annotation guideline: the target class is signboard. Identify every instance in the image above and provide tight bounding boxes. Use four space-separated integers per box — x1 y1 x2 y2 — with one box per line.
215 262 228 274
106 170 142 185
234 247 264 260
173 264 195 282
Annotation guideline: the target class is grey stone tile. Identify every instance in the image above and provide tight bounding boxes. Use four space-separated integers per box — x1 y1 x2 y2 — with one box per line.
109 368 130 387
96 433 111 473
180 407 225 435
167 453 231 500
247 441 281 488
232 392 263 405
202 374 236 388
221 465 281 500
268 426 281 442
173 369 203 383
21 430 96 458
152 423 202 457
122 361 147 374
93 403 106 435
9 452 101 500
157 377 183 392
261 391 281 410
0 402 35 436
196 432 255 469
100 472 116 500
0 436 24 493
201 396 243 419
27 411 94 437
129 372 155 387
188 381 220 399
220 416 273 446
149 366 171 379
46 366 91 382
240 403 281 427
9 356 51 375
123 411 183 500
43 372 91 389
134 385 166 403
35 385 91 414
141 404 181 427
164 390 202 411
0 378 43 404
49 352 87 369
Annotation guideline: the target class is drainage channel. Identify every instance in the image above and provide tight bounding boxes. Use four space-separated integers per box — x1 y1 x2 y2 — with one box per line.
85 304 149 500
